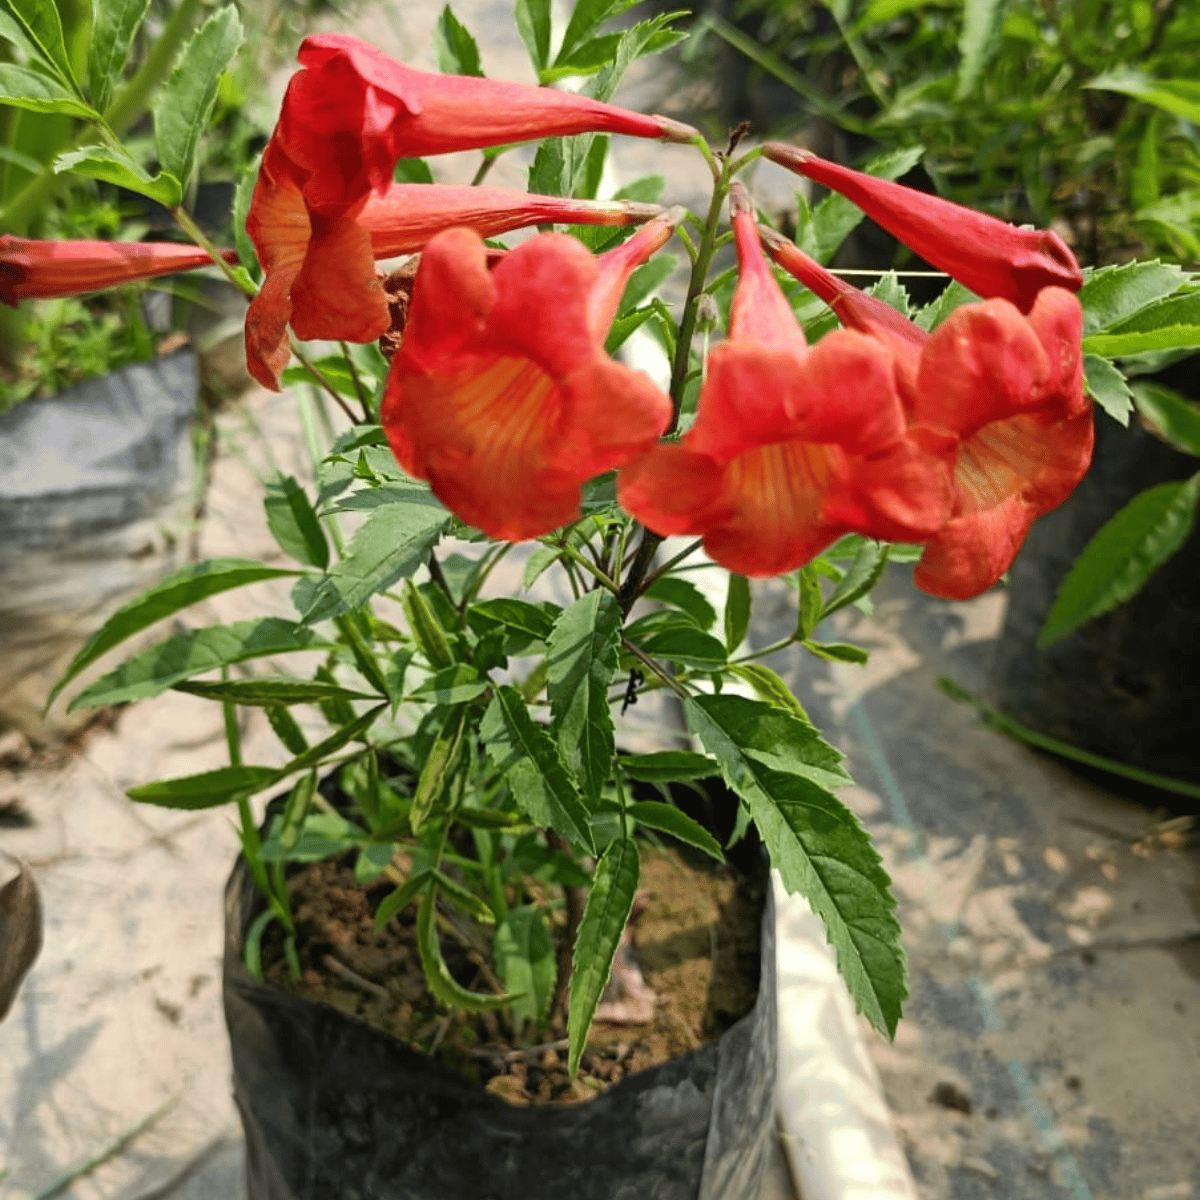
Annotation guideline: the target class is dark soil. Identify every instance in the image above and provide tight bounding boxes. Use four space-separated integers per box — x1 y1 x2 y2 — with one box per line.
261 841 763 1106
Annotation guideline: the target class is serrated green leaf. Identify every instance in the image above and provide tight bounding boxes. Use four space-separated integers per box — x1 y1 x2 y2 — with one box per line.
556 0 639 64
54 144 181 207
265 474 329 569
173 677 374 706
522 544 560 590
153 5 242 193
127 765 280 809
433 869 494 924
644 577 717 632
627 800 723 860
410 664 488 705
265 705 308 755
515 0 551 70
638 627 728 670
410 708 465 834
402 579 455 670
492 687 596 853
434 4 483 76
913 279 979 331
48 558 299 708
795 564 824 640
1087 67 1200 123
278 704 385 778
0 63 97 115
0 0 77 89
547 590 621 802
956 0 1005 100
723 574 751 652
301 489 449 623
1078 260 1188 335
1039 474 1200 647
417 886 520 1013
568 831 639 1074
260 810 364 862
1132 381 1200 457
618 750 718 782
68 618 331 710
1083 326 1200 357
822 540 888 619
495 905 556 1030
375 870 433 929
1083 354 1133 426
89 0 151 113
728 663 813 724
686 694 904 1036
468 597 557 641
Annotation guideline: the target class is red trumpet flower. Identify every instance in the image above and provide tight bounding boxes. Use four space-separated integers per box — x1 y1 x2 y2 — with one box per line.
380 214 681 542
244 32 696 390
761 228 1092 600
763 144 1083 313
0 236 233 307
618 186 953 577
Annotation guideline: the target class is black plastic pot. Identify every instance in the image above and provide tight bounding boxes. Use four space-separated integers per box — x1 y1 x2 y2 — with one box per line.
991 409 1200 793
222 836 777 1200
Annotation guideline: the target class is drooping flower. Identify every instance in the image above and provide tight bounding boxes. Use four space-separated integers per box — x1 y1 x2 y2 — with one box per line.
618 185 953 577
763 144 1083 313
245 32 697 390
380 213 682 542
0 236 233 307
761 227 1092 600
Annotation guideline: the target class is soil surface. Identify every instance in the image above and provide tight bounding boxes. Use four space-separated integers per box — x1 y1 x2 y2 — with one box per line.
262 840 763 1106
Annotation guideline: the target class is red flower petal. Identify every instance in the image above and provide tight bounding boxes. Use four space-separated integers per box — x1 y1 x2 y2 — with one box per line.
0 235 230 306
381 225 673 540
763 144 1083 312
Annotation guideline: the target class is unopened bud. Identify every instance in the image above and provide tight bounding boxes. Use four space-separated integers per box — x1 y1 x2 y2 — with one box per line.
696 293 720 333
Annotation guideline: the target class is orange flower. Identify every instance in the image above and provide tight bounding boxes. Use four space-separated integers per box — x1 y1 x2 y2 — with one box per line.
244 33 696 390
763 144 1083 313
618 186 953 577
0 236 232 306
762 229 1092 599
380 215 681 541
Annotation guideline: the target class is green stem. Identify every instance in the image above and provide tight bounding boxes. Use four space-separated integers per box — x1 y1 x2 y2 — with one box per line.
172 206 255 295
547 536 619 593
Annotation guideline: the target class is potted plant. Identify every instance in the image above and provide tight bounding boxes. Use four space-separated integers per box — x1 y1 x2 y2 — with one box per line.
33 0 1167 1191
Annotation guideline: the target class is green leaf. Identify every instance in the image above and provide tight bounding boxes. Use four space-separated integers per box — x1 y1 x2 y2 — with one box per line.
48 559 301 708
723 575 751 652
173 677 374 706
127 765 280 809
913 279 979 331
547 590 621 802
277 704 385 777
556 0 639 64
410 707 464 834
627 801 723 861
1078 260 1187 335
798 145 924 264
266 705 308 755
89 0 151 113
1132 381 1200 457
54 143 181 207
433 868 494 924
0 0 78 89
265 474 329 569
728 663 813 724
638 627 728 670
821 541 888 618
434 4 483 76
1131 112 1161 213
956 0 1006 100
375 870 433 929
468 597 557 642
618 750 718 782
68 618 331 710
0 63 97 115
1039 474 1200 647
644 577 717 632
301 487 449 623
153 5 242 193
805 640 871 664
402 579 455 670
495 905 556 1029
522 544 560 589
416 886 519 1012
491 687 596 853
514 0 552 71
686 694 903 1036
794 564 824 641
1083 354 1133 426
567 831 639 1074
1082 326 1200 357
411 664 488 705
1087 67 1200 123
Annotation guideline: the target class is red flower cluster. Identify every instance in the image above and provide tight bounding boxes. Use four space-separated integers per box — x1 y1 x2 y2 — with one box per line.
243 33 695 390
622 160 1091 599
